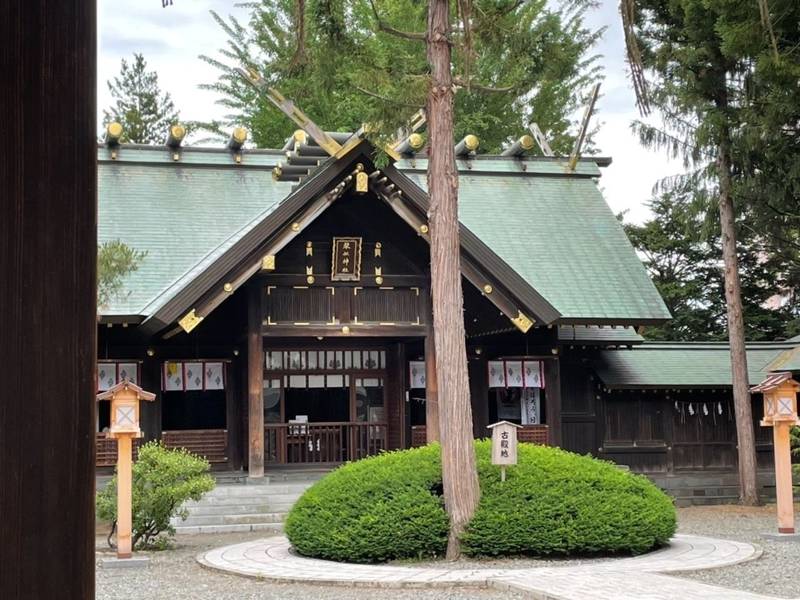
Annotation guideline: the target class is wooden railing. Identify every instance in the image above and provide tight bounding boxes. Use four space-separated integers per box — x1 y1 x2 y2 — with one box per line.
265 422 387 464
95 433 141 467
162 429 228 463
410 424 550 447
95 429 228 467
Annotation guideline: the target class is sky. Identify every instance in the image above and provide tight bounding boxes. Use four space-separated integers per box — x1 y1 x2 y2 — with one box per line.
98 0 679 223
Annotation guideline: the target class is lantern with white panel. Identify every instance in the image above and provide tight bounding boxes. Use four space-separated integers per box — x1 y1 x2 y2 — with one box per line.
96 379 155 560
752 372 800 536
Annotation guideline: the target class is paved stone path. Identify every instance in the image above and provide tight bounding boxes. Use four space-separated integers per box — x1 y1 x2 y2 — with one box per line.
198 534 789 599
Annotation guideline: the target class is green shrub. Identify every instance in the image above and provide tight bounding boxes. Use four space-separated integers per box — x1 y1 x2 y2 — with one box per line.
286 441 676 562
96 441 215 549
285 444 449 562
461 440 676 556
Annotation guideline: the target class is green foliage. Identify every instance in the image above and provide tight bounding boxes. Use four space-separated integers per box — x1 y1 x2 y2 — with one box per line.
285 444 449 562
96 441 215 550
102 53 181 144
792 427 800 491
629 0 800 339
285 441 676 562
97 240 147 310
624 193 798 341
200 0 602 152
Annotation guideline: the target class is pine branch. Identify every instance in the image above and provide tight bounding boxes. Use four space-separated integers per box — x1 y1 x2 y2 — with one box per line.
367 0 426 41
453 77 513 93
354 86 420 108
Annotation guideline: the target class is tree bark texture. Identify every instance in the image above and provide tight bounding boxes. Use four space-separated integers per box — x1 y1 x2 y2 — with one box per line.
0 1 97 597
426 0 480 559
717 139 760 506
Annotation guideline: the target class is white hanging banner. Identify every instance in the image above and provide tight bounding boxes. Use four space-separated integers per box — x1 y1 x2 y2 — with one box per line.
204 362 225 390
163 361 184 391
505 360 524 388
523 360 543 388
117 362 139 386
184 362 204 391
409 361 426 389
97 363 117 392
98 361 140 391
488 361 506 388
522 388 541 424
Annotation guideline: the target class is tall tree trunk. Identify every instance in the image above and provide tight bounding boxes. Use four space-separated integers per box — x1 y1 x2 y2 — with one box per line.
717 136 760 506
426 0 480 559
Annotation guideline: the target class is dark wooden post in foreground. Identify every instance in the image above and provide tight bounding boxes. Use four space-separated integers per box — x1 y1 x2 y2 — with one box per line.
0 2 96 598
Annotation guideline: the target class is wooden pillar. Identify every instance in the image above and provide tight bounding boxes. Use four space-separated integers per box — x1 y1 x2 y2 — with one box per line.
773 422 795 533
247 284 265 479
116 435 133 559
425 331 440 442
468 355 489 438
225 362 242 471
544 357 562 447
0 2 96 597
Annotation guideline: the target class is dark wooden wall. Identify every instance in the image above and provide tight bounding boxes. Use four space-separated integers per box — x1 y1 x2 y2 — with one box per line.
0 2 96 598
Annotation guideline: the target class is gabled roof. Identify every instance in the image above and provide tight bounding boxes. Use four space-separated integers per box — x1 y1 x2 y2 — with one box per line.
97 141 670 332
594 341 800 389
399 158 669 323
98 145 291 316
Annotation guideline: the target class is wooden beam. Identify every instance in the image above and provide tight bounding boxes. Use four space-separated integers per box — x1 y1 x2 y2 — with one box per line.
528 123 554 157
247 284 265 479
0 1 96 597
261 324 427 338
567 83 600 172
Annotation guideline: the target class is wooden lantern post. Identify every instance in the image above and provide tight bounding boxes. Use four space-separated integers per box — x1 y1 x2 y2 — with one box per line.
97 380 156 559
488 421 521 482
752 372 800 535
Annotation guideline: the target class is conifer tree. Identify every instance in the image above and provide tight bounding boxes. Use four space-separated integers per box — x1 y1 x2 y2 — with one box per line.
103 53 180 144
206 0 602 557
622 0 800 504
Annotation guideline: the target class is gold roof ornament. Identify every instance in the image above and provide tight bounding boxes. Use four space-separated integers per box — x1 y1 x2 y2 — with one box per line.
511 311 534 333
178 309 204 334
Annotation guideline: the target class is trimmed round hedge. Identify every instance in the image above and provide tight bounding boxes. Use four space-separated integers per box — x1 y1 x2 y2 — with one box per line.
285 440 676 563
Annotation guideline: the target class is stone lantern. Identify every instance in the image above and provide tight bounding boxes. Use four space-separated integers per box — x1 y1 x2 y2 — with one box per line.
752 372 800 535
97 379 155 559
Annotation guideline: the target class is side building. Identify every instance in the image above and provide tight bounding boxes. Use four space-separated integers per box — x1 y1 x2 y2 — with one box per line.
95 131 796 501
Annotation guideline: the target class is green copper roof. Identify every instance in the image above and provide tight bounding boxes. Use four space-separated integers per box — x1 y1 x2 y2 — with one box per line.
98 145 668 325
98 154 292 316
558 325 644 344
594 341 800 389
765 345 800 372
403 168 669 322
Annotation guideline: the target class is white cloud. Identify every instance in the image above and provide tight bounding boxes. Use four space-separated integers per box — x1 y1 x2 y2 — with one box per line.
98 0 680 223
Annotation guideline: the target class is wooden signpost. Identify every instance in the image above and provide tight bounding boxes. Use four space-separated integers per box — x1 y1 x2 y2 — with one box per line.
488 421 521 482
752 372 799 535
97 380 155 559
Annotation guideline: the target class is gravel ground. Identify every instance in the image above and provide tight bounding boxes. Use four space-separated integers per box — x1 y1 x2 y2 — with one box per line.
95 531 524 600
674 504 800 599
96 505 800 599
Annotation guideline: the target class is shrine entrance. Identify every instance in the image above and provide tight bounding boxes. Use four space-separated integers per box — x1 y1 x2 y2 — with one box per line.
262 347 389 464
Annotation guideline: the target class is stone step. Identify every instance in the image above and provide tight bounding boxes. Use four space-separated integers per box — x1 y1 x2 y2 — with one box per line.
174 521 284 535
199 484 313 497
182 503 275 516
175 512 286 527
185 494 305 509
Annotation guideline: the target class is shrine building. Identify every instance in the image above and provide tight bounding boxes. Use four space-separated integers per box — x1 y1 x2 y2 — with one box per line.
96 126 800 498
